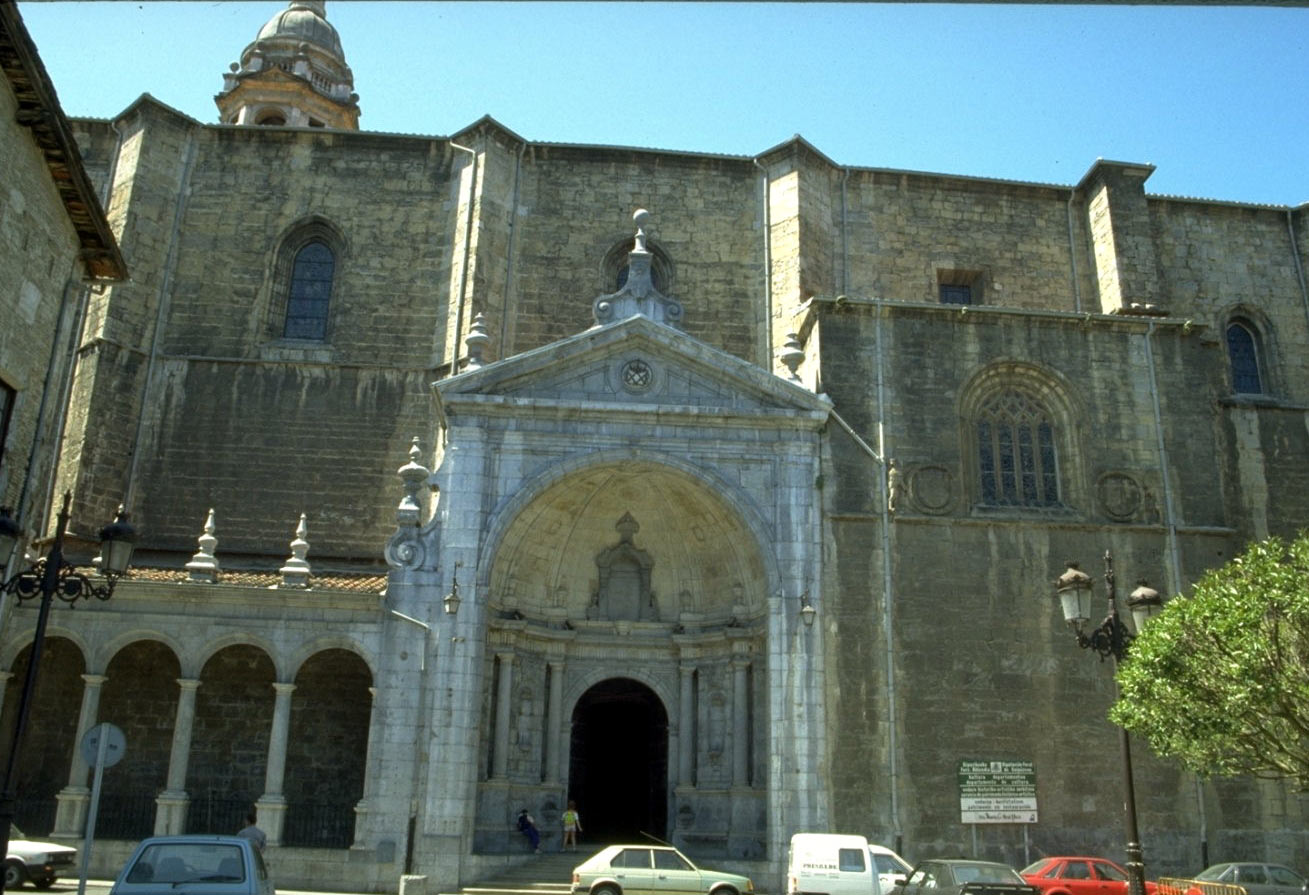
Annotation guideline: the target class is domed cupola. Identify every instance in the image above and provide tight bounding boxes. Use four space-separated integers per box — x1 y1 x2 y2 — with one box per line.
216 1 360 130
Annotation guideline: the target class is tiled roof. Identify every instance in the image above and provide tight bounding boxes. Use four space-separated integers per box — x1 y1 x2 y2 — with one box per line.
124 566 386 594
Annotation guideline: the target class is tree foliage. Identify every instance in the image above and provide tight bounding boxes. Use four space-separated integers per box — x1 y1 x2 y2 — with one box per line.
1111 531 1309 789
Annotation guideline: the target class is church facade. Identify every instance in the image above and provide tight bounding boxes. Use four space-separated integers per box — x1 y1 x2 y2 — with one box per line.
3 2 1309 892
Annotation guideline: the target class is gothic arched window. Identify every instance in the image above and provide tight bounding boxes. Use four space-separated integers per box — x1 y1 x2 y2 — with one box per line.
976 389 1061 507
1226 320 1264 395
283 240 335 340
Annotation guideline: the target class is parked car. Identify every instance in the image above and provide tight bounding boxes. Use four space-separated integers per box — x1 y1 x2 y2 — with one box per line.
571 844 753 895
109 835 273 895
1021 856 1158 895
5 826 77 889
870 845 913 894
890 859 1038 895
1192 863 1308 895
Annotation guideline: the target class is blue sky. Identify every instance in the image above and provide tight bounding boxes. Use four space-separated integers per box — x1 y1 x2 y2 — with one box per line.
17 2 1309 206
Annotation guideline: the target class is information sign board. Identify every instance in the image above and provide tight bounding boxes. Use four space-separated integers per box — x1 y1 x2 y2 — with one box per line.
958 759 1037 824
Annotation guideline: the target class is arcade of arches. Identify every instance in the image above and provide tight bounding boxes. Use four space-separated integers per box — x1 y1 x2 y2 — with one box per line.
0 641 371 848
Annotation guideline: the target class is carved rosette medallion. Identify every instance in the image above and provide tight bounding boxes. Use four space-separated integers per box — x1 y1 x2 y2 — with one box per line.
609 355 662 396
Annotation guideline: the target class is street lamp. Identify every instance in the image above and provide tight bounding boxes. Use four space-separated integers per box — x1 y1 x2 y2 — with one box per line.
1052 551 1157 895
0 492 135 892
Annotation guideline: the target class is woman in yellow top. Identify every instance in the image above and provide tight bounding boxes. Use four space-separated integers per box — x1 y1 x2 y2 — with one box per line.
561 801 582 851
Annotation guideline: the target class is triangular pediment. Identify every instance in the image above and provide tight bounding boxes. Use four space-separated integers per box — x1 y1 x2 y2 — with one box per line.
435 316 830 424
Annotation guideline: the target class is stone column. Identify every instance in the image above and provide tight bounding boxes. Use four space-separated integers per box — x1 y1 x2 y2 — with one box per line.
155 679 201 834
256 682 296 845
732 659 749 787
0 671 12 717
492 653 514 779
351 687 379 849
545 661 564 784
678 665 695 787
53 673 106 839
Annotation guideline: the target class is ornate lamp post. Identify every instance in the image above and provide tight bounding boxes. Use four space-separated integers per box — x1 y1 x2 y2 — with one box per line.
0 492 135 891
1053 552 1162 895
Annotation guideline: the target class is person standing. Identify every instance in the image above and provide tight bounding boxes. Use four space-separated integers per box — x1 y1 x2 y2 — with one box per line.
237 810 267 853
561 801 582 852
517 809 541 854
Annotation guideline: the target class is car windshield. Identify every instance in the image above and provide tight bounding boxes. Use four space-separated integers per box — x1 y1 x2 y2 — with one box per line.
954 865 1023 885
1095 864 1127 882
1269 868 1305 886
126 842 246 884
877 855 911 875
1021 861 1052 876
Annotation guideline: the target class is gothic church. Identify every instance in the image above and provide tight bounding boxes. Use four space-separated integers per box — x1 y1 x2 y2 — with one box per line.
3 2 1308 892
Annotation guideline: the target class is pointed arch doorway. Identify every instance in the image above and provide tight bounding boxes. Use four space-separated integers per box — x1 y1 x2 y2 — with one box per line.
569 678 668 843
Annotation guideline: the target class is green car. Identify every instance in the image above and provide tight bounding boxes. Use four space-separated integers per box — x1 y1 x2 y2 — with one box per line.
571 845 753 895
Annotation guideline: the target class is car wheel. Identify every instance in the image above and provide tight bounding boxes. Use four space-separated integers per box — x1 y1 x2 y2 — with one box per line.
714 888 740 895
593 885 621 895
4 860 26 889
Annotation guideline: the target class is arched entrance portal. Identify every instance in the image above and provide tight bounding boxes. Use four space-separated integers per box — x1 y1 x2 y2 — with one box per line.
569 678 668 842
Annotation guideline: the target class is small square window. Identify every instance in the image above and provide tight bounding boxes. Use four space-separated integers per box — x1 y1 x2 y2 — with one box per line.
940 284 973 305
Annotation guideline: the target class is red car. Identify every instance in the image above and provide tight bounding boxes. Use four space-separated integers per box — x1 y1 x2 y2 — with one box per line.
1021 858 1157 895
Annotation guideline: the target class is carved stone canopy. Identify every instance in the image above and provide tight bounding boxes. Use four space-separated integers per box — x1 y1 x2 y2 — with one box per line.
590 512 656 622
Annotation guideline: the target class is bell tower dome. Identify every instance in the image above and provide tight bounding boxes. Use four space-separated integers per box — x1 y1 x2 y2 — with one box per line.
216 1 360 130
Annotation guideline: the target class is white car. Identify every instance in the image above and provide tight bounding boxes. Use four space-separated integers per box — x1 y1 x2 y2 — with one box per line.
571 844 753 895
869 844 912 895
5 826 77 889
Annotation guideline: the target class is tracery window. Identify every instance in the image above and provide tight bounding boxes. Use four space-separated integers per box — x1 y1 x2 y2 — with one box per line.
283 240 335 340
1225 320 1263 394
976 389 1060 507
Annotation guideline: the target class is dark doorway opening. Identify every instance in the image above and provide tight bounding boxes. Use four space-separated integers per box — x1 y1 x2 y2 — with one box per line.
569 678 668 843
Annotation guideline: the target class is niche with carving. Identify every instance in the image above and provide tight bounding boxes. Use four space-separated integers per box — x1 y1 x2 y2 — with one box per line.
589 513 657 621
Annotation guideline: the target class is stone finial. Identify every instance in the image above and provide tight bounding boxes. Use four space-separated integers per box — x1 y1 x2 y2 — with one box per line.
185 509 220 583
778 333 805 381
592 209 684 328
396 437 430 526
464 313 491 369
616 512 640 543
279 513 312 588
633 208 651 254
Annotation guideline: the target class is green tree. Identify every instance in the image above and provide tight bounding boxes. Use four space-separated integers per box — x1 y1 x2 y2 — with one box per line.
1111 532 1309 788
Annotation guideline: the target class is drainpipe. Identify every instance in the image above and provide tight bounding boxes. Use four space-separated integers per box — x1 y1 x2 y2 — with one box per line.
123 127 198 511
840 168 850 296
823 297 900 855
390 608 431 874
499 141 527 360
1067 190 1082 313
448 141 478 375
752 158 773 367
1143 319 1202 862
873 300 902 855
1287 211 1309 332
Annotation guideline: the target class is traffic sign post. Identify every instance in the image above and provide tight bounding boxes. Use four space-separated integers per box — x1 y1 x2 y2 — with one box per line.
958 759 1037 824
78 724 125 895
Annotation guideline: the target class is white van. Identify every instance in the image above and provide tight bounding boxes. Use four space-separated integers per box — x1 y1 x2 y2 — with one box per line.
788 833 880 895
868 843 912 894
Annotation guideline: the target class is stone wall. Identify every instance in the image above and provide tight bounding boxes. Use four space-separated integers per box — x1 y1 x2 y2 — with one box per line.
0 65 83 519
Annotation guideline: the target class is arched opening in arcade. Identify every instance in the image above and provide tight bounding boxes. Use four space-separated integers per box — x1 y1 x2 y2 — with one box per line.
568 678 668 842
